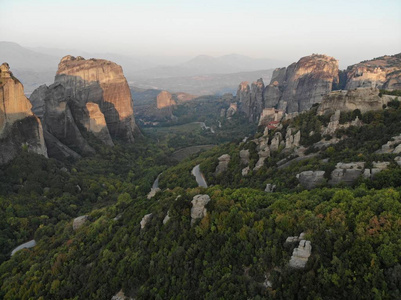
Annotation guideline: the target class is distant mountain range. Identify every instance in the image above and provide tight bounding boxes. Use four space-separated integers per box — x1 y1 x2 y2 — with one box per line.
0 41 286 95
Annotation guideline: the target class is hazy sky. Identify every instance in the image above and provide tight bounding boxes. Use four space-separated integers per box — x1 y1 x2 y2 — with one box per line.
1 0 400 67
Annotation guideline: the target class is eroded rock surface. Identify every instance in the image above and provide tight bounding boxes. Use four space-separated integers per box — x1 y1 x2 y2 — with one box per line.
0 63 47 164
140 213 152 229
297 171 326 189
264 54 339 113
191 194 211 226
215 154 230 175
73 215 88 231
289 240 312 269
345 54 401 90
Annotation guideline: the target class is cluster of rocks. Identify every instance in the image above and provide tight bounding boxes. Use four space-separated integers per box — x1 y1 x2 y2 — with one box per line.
376 134 401 154
246 126 301 173
297 161 391 189
111 290 133 300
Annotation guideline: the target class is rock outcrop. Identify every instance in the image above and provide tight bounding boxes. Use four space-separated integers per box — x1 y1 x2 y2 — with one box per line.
226 103 237 118
289 239 312 269
264 54 339 113
30 56 139 159
73 215 88 231
317 88 393 115
297 171 326 189
191 194 211 226
345 53 401 90
215 154 230 175
157 91 176 109
237 79 264 122
55 56 138 141
329 162 365 186
0 63 47 164
140 213 152 229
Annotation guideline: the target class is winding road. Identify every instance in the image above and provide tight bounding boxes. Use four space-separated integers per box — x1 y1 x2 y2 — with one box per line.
191 165 208 188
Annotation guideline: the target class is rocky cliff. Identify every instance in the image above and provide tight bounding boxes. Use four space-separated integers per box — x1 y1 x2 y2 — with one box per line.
345 53 401 90
264 54 339 113
0 63 47 164
237 79 265 122
317 88 394 115
55 55 138 142
30 56 139 159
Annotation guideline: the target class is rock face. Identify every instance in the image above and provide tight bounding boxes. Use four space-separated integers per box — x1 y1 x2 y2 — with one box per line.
215 154 230 175
240 149 250 165
73 215 88 231
289 239 312 269
297 171 326 189
30 56 139 159
140 213 152 229
237 79 265 122
317 88 393 115
376 134 401 154
191 194 211 226
0 63 47 164
345 53 401 90
329 162 365 186
226 103 238 118
157 91 176 109
264 54 339 113
56 56 138 141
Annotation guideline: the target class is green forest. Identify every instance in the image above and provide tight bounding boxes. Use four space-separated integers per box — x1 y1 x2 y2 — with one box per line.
1 98 401 299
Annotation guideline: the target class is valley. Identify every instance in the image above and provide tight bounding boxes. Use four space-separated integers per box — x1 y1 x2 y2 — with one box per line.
1 43 401 299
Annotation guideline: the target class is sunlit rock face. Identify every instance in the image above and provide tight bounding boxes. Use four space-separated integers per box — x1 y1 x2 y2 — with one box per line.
30 56 140 159
0 63 47 164
266 54 339 113
345 54 401 90
55 55 138 142
157 90 176 109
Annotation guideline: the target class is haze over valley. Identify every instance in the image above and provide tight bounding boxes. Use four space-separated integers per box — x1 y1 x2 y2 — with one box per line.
1 0 401 299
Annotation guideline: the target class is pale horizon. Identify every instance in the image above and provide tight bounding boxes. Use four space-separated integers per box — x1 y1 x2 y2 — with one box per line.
1 0 400 68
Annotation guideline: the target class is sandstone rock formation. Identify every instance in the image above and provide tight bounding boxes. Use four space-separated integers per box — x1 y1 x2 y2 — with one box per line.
0 63 47 164
237 79 264 122
270 132 283 152
191 194 211 226
73 215 88 231
285 127 301 149
289 239 312 269
226 103 238 118
30 56 139 159
240 149 250 165
157 91 176 109
215 154 230 175
329 162 365 186
297 171 326 189
163 211 171 225
345 53 401 90
376 134 401 154
263 54 339 113
140 213 152 229
317 88 393 116
55 55 138 141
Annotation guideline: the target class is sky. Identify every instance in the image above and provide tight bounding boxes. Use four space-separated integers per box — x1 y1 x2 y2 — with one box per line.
1 0 400 67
